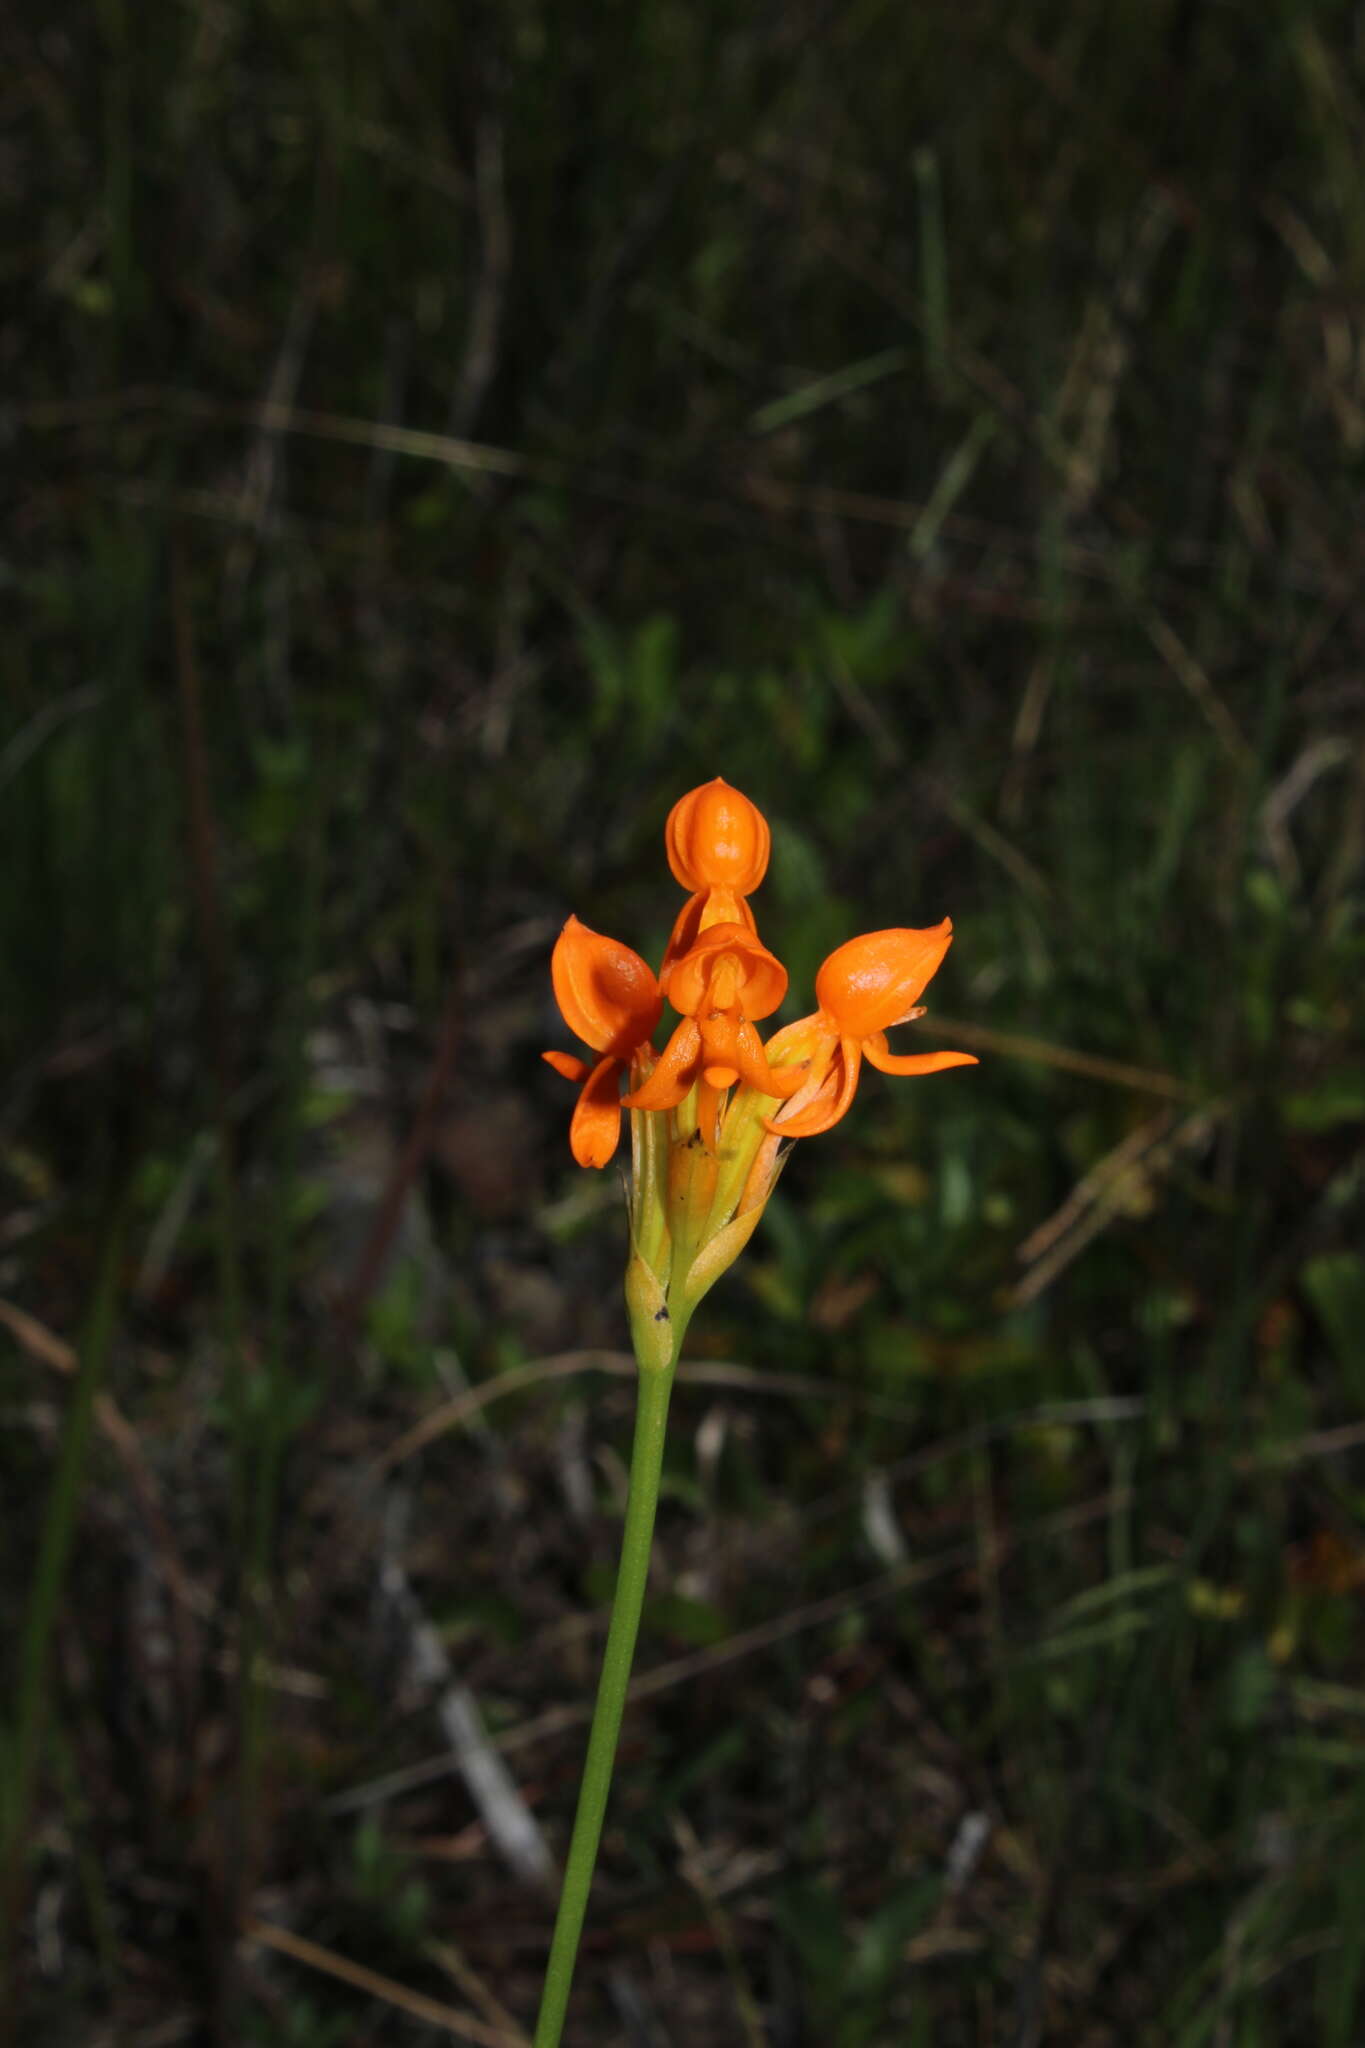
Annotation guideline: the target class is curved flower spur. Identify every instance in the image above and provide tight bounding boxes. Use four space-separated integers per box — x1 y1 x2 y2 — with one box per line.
532 778 977 2046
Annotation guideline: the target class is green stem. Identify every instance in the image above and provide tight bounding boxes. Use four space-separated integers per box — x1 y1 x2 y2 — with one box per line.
531 1333 680 2047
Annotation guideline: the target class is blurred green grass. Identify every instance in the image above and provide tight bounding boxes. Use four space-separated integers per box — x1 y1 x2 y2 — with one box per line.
4 1 1365 2042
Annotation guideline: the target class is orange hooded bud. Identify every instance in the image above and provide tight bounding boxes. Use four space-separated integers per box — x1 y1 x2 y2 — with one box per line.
660 780 772 974
815 922 957 1040
665 778 770 895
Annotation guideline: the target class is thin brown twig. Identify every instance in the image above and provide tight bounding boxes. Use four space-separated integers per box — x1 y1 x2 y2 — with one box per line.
424 1939 530 2048
919 1014 1203 1100
0 1298 76 1374
1142 611 1255 771
14 383 1130 587
1008 1108 1225 1308
242 1921 523 2047
1016 1110 1177 1267
1 1299 202 1729
372 1351 934 1476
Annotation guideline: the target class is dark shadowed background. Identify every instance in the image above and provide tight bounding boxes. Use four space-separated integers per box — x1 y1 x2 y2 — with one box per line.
5 3 1365 2042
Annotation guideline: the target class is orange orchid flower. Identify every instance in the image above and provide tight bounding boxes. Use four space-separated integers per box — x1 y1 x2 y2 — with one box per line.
765 921 977 1139
542 916 664 1168
623 921 802 1142
661 777 770 972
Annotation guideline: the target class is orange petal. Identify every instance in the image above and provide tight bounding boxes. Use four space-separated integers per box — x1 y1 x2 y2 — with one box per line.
814 922 955 1041
862 1031 979 1078
621 1018 701 1111
542 1048 591 1083
569 1055 625 1168
704 1013 806 1098
767 1037 863 1138
660 888 756 976
551 915 663 1057
665 922 788 1022
665 778 770 894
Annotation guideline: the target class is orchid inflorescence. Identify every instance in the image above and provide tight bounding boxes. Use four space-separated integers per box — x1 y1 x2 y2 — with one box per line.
542 779 977 1358
532 781 976 2043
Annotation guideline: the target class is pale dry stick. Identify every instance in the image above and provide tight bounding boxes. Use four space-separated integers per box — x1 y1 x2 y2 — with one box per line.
1009 1108 1225 1309
1015 1108 1177 1268
0 1298 76 1375
425 1939 530 2048
1259 735 1353 885
1241 1419 1365 1470
671 1814 767 2048
242 1921 523 2047
23 385 532 471
377 1500 554 1889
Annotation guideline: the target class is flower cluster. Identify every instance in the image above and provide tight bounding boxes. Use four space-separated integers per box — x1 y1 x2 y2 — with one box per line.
543 780 976 1355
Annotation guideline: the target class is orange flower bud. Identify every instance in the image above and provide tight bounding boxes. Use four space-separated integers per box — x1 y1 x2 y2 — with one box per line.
814 922 956 1040
665 778 771 895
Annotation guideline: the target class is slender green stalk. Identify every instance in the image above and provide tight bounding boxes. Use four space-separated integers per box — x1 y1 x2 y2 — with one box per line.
531 1337 679 2048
